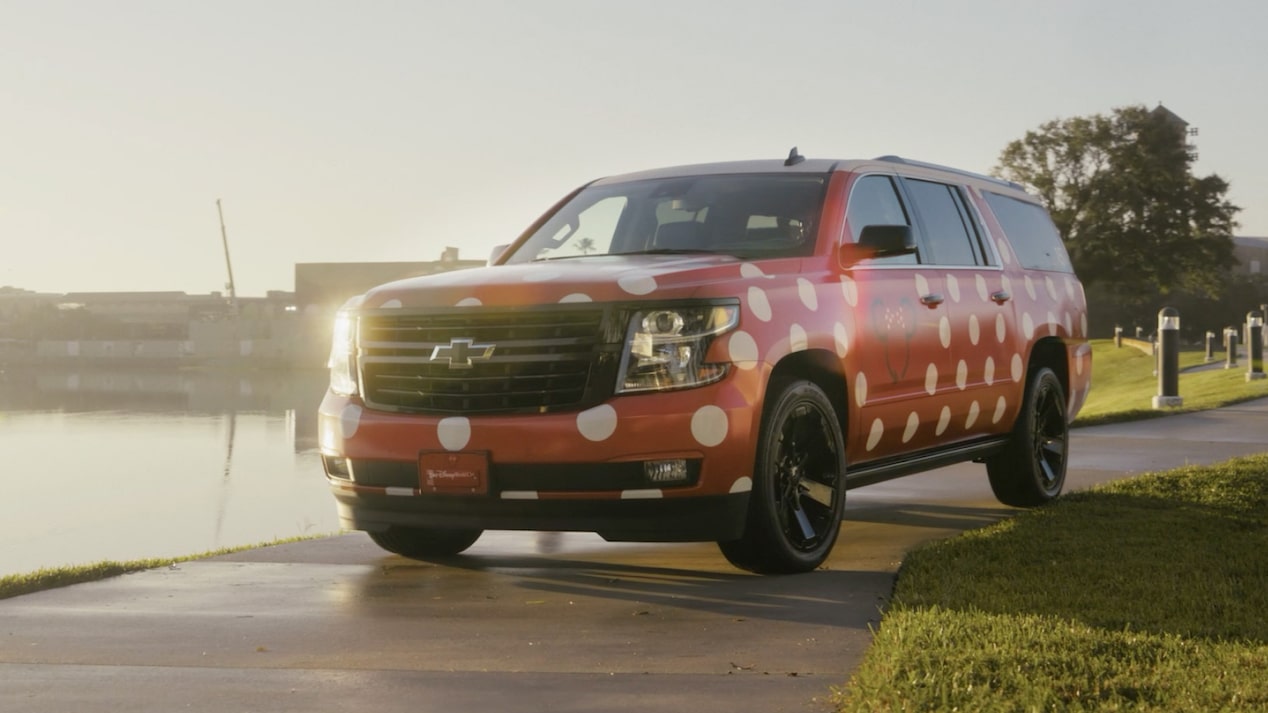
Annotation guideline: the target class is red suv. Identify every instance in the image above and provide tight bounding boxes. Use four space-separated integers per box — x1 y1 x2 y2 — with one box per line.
319 151 1092 573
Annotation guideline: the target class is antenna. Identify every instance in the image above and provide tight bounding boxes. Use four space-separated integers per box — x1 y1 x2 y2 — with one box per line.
784 146 805 166
216 199 239 313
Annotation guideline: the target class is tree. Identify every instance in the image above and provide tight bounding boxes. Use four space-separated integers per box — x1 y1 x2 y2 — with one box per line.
995 105 1239 320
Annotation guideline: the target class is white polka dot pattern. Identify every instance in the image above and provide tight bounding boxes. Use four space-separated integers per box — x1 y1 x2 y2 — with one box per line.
866 419 884 451
748 286 772 321
855 372 868 408
992 396 1007 424
728 331 759 370
559 293 592 303
936 406 951 436
691 405 729 447
956 360 968 390
996 314 1007 343
946 274 961 302
380 299 403 309
969 314 980 345
797 278 818 310
834 322 850 357
984 357 995 385
939 316 951 348
902 412 919 443
789 324 808 352
576 405 617 442
841 276 859 307
925 363 938 395
976 274 989 301
730 477 753 494
740 263 769 279
618 275 657 295
340 404 362 439
965 400 980 429
437 416 471 451
915 274 930 297
1011 354 1024 382
456 297 482 307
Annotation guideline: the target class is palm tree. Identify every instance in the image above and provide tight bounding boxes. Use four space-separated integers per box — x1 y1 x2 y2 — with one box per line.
576 237 596 255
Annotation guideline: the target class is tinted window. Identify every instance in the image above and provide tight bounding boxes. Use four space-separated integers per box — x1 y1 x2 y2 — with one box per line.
983 192 1073 272
846 175 916 264
905 179 981 266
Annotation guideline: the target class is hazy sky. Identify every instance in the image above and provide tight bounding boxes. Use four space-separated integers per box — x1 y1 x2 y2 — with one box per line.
3 0 1266 296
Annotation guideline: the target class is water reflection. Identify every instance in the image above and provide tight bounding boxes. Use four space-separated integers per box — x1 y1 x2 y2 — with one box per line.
0 366 341 577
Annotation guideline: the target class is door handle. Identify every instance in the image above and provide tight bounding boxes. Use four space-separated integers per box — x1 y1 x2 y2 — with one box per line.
990 290 1011 304
920 293 944 307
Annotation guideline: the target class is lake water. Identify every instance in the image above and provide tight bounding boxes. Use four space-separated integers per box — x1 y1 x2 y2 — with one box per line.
0 367 342 578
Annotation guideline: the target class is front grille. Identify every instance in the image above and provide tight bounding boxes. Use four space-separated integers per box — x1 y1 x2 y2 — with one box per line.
358 306 621 414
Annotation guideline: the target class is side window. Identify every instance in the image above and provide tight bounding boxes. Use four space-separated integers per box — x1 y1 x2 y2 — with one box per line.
983 192 1074 272
846 175 917 265
904 179 983 266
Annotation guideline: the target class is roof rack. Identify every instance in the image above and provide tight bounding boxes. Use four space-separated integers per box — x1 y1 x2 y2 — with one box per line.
873 155 1024 191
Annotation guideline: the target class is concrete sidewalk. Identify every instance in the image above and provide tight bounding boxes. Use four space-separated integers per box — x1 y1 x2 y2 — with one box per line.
3 399 1266 713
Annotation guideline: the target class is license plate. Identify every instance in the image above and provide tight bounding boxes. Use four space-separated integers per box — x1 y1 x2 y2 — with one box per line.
419 451 489 495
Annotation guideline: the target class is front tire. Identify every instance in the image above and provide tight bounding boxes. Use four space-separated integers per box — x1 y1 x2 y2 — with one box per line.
986 366 1068 507
367 526 483 558
719 380 847 574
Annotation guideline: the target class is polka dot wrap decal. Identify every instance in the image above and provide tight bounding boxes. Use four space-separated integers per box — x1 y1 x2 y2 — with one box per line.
797 278 818 311
956 360 968 390
1011 354 1024 382
976 274 989 301
965 400 981 429
576 405 617 442
866 419 884 451
747 286 772 321
915 274 930 297
996 314 1007 343
455 297 482 307
380 299 403 309
969 314 980 345
936 406 951 436
939 316 951 348
1024 275 1037 300
834 323 849 358
902 412 919 443
339 404 362 439
740 263 769 279
984 357 996 385
730 477 753 494
618 275 657 295
841 276 859 307
992 396 1007 424
437 416 471 451
946 274 961 302
727 331 759 370
559 293 592 303
789 324 808 352
691 405 729 447
925 363 938 396
855 372 868 408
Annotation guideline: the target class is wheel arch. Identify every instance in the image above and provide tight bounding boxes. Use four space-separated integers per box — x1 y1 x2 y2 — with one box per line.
1028 337 1070 398
766 348 849 435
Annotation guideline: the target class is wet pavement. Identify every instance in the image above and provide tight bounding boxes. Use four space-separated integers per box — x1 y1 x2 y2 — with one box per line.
3 398 1266 713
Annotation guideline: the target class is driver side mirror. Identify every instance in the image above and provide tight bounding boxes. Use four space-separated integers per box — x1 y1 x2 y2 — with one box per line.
487 244 510 265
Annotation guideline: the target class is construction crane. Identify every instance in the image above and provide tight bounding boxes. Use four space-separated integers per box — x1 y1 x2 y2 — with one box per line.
216 199 239 314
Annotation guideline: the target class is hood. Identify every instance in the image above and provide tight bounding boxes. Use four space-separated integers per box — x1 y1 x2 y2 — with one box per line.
358 254 803 310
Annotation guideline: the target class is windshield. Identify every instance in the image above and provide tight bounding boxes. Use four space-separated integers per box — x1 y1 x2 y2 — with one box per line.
504 174 828 263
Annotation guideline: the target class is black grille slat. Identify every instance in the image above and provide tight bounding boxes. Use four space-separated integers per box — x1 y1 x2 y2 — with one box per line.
358 308 613 414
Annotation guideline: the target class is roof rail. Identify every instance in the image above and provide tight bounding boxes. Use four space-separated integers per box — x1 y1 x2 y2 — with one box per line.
873 155 1024 191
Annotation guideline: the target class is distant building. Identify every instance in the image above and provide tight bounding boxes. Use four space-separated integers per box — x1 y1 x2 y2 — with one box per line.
1233 236 1268 277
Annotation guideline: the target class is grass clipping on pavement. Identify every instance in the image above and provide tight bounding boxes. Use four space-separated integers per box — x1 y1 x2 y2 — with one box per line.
836 453 1268 712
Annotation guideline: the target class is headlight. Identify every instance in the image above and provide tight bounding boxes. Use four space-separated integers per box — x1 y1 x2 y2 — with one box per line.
617 303 739 393
328 311 358 396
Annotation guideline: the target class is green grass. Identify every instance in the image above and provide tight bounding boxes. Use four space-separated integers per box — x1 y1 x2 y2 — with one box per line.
835 455 1268 711
0 535 327 600
1075 339 1268 426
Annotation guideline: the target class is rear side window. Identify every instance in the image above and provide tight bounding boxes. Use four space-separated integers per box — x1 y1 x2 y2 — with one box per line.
983 192 1074 273
904 179 987 266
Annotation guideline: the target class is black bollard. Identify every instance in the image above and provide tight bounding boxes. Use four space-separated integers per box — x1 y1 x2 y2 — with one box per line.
1114 326 1123 348
1153 307 1182 408
1248 311 1265 382
1225 327 1239 369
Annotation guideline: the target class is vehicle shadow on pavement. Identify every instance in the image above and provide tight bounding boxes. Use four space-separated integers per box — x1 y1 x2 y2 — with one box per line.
346 552 892 631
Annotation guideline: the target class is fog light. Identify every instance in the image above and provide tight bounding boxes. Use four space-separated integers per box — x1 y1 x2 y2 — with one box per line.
323 455 351 479
644 459 689 484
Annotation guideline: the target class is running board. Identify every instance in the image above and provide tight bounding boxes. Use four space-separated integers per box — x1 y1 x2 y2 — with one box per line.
845 437 1010 490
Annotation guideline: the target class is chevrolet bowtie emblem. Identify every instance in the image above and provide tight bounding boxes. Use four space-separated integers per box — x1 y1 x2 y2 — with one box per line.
430 338 495 369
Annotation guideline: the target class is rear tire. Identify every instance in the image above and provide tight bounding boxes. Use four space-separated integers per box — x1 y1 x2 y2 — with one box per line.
367 526 483 558
719 380 847 574
986 366 1068 507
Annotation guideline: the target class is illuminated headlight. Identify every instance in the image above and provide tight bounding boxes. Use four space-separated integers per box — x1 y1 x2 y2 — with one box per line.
617 303 739 393
328 311 358 396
